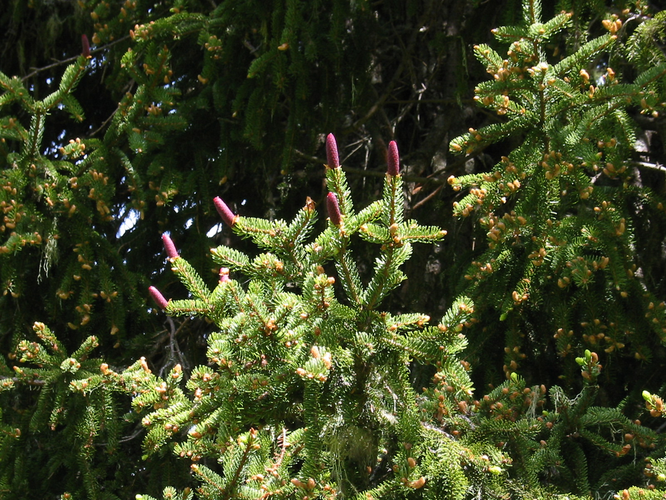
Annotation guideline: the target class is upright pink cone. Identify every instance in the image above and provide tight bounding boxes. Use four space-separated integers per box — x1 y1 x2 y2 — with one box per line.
327 192 342 226
387 141 400 176
214 197 238 227
326 134 340 169
149 286 169 310
161 233 179 259
81 34 90 58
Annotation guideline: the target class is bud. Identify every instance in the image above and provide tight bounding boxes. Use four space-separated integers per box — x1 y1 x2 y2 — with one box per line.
161 233 179 259
326 133 340 169
408 477 426 489
148 286 168 310
291 478 306 489
81 34 90 58
326 192 342 226
219 267 230 283
387 141 400 176
213 197 238 227
304 196 315 212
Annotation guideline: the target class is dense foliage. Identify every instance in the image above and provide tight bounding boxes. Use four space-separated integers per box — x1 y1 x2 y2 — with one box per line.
0 0 665 499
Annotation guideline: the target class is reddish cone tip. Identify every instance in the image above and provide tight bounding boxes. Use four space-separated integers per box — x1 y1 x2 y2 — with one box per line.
161 233 179 260
81 34 90 58
213 197 237 227
326 133 340 169
149 286 169 310
387 141 400 176
219 267 230 283
326 192 342 226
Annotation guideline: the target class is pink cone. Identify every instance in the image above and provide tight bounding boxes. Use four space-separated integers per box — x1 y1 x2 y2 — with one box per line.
326 134 340 169
81 34 90 58
161 233 179 259
327 192 342 226
387 141 400 176
148 286 169 310
214 197 238 227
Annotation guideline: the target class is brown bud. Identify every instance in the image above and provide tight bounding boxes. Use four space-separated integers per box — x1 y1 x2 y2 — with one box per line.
408 477 426 489
291 478 306 489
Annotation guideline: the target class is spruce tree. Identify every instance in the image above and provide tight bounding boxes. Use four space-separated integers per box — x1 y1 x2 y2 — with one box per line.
0 2 498 494
447 0 666 394
446 0 666 496
1 0 666 499
123 136 505 499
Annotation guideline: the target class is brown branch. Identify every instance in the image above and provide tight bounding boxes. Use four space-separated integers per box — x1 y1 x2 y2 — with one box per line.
411 183 444 211
385 98 474 105
21 36 131 82
343 59 406 135
223 429 257 499
89 108 118 137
